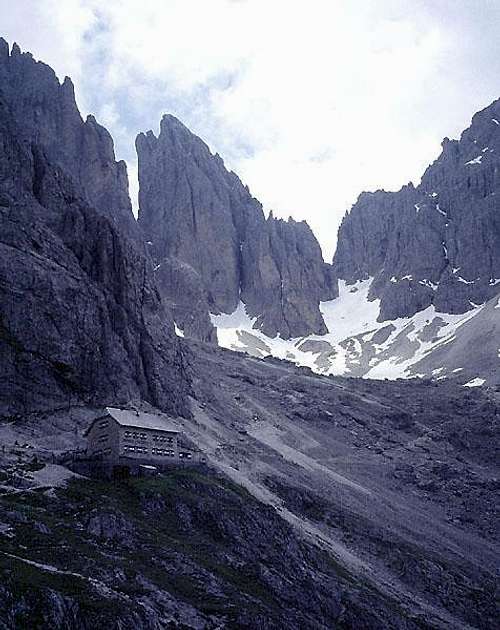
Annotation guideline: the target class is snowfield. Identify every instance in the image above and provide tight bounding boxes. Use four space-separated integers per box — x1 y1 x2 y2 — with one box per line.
212 279 494 382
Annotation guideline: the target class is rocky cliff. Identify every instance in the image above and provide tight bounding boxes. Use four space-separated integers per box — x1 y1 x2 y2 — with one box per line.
333 98 500 321
136 115 336 340
0 38 139 240
241 212 336 338
0 40 190 419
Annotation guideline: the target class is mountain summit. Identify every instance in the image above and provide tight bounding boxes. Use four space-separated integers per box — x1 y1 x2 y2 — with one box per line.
136 115 337 341
0 39 190 419
333 98 500 320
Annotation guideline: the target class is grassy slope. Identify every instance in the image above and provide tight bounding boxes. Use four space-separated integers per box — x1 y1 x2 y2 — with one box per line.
0 469 418 629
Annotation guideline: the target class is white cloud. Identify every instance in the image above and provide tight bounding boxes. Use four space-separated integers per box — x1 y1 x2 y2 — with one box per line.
1 0 499 257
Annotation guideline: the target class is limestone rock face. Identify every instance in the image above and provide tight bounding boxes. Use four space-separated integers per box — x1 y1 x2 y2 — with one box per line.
136 115 255 314
333 98 500 320
241 213 337 338
153 257 218 343
0 41 190 419
0 38 138 239
137 115 336 340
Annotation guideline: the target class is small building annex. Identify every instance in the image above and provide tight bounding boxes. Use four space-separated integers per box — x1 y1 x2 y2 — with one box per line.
85 407 194 464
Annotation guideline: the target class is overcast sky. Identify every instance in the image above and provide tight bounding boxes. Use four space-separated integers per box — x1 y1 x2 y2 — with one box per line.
1 0 499 257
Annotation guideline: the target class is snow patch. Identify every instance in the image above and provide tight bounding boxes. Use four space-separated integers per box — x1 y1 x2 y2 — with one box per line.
419 279 438 290
463 378 485 388
465 155 482 165
174 323 184 338
391 275 412 283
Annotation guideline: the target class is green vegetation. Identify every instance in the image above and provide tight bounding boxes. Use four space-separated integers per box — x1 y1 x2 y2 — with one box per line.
0 553 132 625
0 469 284 626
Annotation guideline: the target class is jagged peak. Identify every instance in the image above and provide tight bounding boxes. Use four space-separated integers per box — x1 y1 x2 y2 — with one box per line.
160 112 187 129
266 212 313 235
139 114 243 189
135 130 158 148
0 37 71 96
0 38 23 60
465 96 500 131
0 37 8 58
343 96 499 224
62 75 75 90
158 113 212 153
159 114 203 144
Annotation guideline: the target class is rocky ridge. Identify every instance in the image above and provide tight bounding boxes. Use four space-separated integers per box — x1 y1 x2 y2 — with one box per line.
333 98 500 321
136 115 336 341
0 40 190 419
0 38 139 240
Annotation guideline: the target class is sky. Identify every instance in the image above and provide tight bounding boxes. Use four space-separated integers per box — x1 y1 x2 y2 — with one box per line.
1 0 499 258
